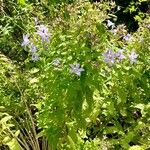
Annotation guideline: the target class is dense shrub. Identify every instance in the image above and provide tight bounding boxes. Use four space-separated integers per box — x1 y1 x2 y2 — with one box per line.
0 0 150 150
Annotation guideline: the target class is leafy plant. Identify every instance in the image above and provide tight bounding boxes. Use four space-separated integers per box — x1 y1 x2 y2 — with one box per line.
0 0 150 150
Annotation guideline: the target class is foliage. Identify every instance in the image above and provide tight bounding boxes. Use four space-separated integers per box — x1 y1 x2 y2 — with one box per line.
0 0 150 150
0 109 21 150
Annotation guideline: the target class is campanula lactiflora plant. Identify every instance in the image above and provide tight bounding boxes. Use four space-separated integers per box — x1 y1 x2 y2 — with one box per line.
28 2 149 150
1 1 150 150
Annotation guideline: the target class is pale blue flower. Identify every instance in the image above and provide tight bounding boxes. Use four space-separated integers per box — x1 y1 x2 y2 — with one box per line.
115 49 126 61
103 49 115 64
123 33 132 41
21 34 30 47
52 59 61 66
30 44 38 53
129 51 138 64
37 25 50 42
31 53 39 61
70 64 84 76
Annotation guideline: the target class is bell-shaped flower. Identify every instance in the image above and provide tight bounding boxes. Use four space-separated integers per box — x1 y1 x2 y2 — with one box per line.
31 53 39 61
21 34 30 47
129 51 138 64
103 49 116 64
37 25 50 42
115 49 126 61
70 64 84 76
30 44 38 53
52 59 61 66
123 33 132 41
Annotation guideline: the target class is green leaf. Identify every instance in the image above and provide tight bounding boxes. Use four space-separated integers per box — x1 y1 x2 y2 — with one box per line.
129 145 144 150
6 138 22 150
121 132 135 149
14 130 20 137
67 135 76 150
1 116 12 123
96 23 106 34
17 0 25 5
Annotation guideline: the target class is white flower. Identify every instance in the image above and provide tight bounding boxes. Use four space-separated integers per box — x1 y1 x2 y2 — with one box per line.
107 20 115 29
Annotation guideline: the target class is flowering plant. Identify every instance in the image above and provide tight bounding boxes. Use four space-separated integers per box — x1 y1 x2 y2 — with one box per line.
1 1 150 150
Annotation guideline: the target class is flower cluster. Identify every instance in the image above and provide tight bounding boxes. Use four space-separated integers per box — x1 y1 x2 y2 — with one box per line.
106 20 133 42
103 49 138 65
21 18 138 75
21 21 51 61
51 49 137 77
21 35 40 61
51 59 84 76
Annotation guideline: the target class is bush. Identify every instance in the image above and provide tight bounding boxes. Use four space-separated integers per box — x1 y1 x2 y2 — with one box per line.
0 0 150 149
